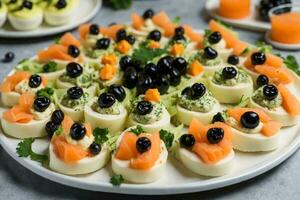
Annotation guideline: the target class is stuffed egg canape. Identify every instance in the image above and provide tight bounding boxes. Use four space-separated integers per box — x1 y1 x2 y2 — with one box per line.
58 86 92 121
0 72 48 107
49 116 110 175
249 83 300 127
8 0 43 31
0 1 7 27
176 118 234 177
84 87 128 134
177 83 221 125
44 0 79 26
224 107 282 152
209 66 253 104
127 89 171 132
111 127 168 183
1 93 55 138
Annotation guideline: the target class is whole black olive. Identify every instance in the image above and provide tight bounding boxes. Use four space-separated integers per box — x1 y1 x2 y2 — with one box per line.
28 74 42 88
191 83 206 99
96 38 110 49
55 0 67 9
208 31 222 44
136 74 154 95
222 66 237 79
240 111 260 129
126 35 136 45
263 84 278 100
68 45 80 58
66 62 83 78
45 121 58 138
143 9 155 19
227 55 239 65
174 26 185 36
135 101 153 115
207 128 224 144
119 56 132 71
172 57 188 75
67 86 83 100
169 68 181 86
89 142 101 155
107 84 126 102
144 63 159 78
33 96 51 112
181 86 194 98
157 56 174 74
70 123 86 140
256 74 269 87
179 134 195 148
123 67 138 89
22 0 33 9
116 29 127 42
89 24 99 35
251 52 266 65
155 74 170 94
136 137 151 153
2 51 15 63
147 30 162 41
51 110 65 125
204 46 218 60
212 112 225 123
98 92 116 108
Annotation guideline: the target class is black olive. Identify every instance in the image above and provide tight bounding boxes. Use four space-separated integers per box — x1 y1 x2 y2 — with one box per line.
147 30 162 41
207 128 224 144
116 29 127 42
136 137 152 153
131 59 143 71
174 26 185 36
67 86 83 100
251 52 266 65
45 121 58 138
179 134 195 148
143 9 155 19
98 92 116 108
204 46 218 60
108 84 126 102
89 24 99 35
212 112 225 123
55 0 67 9
123 67 138 89
263 84 278 100
227 55 239 65
172 57 187 75
169 68 181 86
144 63 159 78
157 56 174 74
33 96 51 112
181 86 194 98
66 62 83 78
172 34 186 42
28 74 42 88
126 35 136 45
119 56 132 71
136 74 154 95
89 142 101 155
68 45 80 58
22 0 33 9
240 111 260 129
51 110 65 125
155 74 170 94
135 101 153 115
191 83 206 99
2 51 15 63
96 38 110 49
256 74 269 87
9 0 17 3
222 66 237 79
208 31 222 44
70 123 86 140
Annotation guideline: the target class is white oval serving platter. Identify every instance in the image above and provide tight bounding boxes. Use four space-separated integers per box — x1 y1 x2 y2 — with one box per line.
205 0 270 32
0 0 102 38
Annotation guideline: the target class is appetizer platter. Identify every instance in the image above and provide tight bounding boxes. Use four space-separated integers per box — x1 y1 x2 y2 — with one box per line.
0 0 101 38
205 0 293 31
0 9 300 195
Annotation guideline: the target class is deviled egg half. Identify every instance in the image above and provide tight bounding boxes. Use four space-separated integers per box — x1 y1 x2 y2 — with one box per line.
209 66 253 104
127 92 171 133
176 118 235 176
224 107 282 152
44 0 79 26
84 87 128 134
249 83 300 127
49 117 110 175
0 1 7 27
111 127 168 183
1 94 55 138
8 0 43 31
177 83 221 125
58 86 92 121
1 72 47 107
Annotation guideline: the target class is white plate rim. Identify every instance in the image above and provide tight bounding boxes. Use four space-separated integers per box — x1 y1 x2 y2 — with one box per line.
0 0 102 38
205 0 270 32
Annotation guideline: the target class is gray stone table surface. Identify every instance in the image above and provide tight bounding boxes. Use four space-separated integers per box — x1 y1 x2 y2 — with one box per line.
0 0 299 199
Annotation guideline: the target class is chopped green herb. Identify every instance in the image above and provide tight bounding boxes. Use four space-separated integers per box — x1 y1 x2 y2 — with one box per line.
93 127 109 144
241 47 251 55
54 37 60 44
43 61 57 73
284 55 300 76
54 126 63 136
110 174 124 186
16 138 48 164
204 29 212 37
17 58 28 64
159 129 174 150
108 0 132 10
172 16 181 25
216 18 232 29
237 95 250 107
255 40 272 53
130 125 144 136
37 87 54 99
132 43 167 65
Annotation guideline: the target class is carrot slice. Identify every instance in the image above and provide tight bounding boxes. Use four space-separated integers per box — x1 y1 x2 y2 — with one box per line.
187 60 204 76
255 65 294 84
60 32 81 47
261 121 281 137
227 107 272 123
99 64 117 80
183 24 204 43
115 132 138 160
152 11 171 28
78 23 91 40
62 115 74 134
266 53 283 68
131 12 144 30
278 84 300 116
0 71 31 93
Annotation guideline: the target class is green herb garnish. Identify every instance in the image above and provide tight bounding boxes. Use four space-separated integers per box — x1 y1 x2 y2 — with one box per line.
159 129 174 150
108 0 132 10
93 127 109 144
110 174 124 186
255 40 272 53
54 37 60 44
284 55 300 76
130 125 144 136
43 61 57 73
16 138 48 164
132 43 167 65
172 16 181 25
37 87 54 99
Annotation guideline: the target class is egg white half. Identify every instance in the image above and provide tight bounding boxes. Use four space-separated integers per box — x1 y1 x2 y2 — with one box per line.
8 12 43 31
0 10 7 27
1 91 20 107
44 3 78 26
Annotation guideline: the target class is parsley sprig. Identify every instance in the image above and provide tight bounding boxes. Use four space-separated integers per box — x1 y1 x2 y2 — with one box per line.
93 127 109 145
129 125 144 136
110 174 124 186
16 138 48 164
159 129 174 150
132 43 167 65
284 55 300 76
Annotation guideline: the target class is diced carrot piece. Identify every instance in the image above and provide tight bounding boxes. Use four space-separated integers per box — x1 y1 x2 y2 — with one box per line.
131 12 144 30
278 84 300 116
144 89 160 102
60 32 81 48
171 43 184 56
115 132 138 160
266 53 283 68
116 40 131 54
99 64 117 80
261 121 281 137
255 65 294 84
187 60 204 76
101 54 117 65
148 40 161 49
